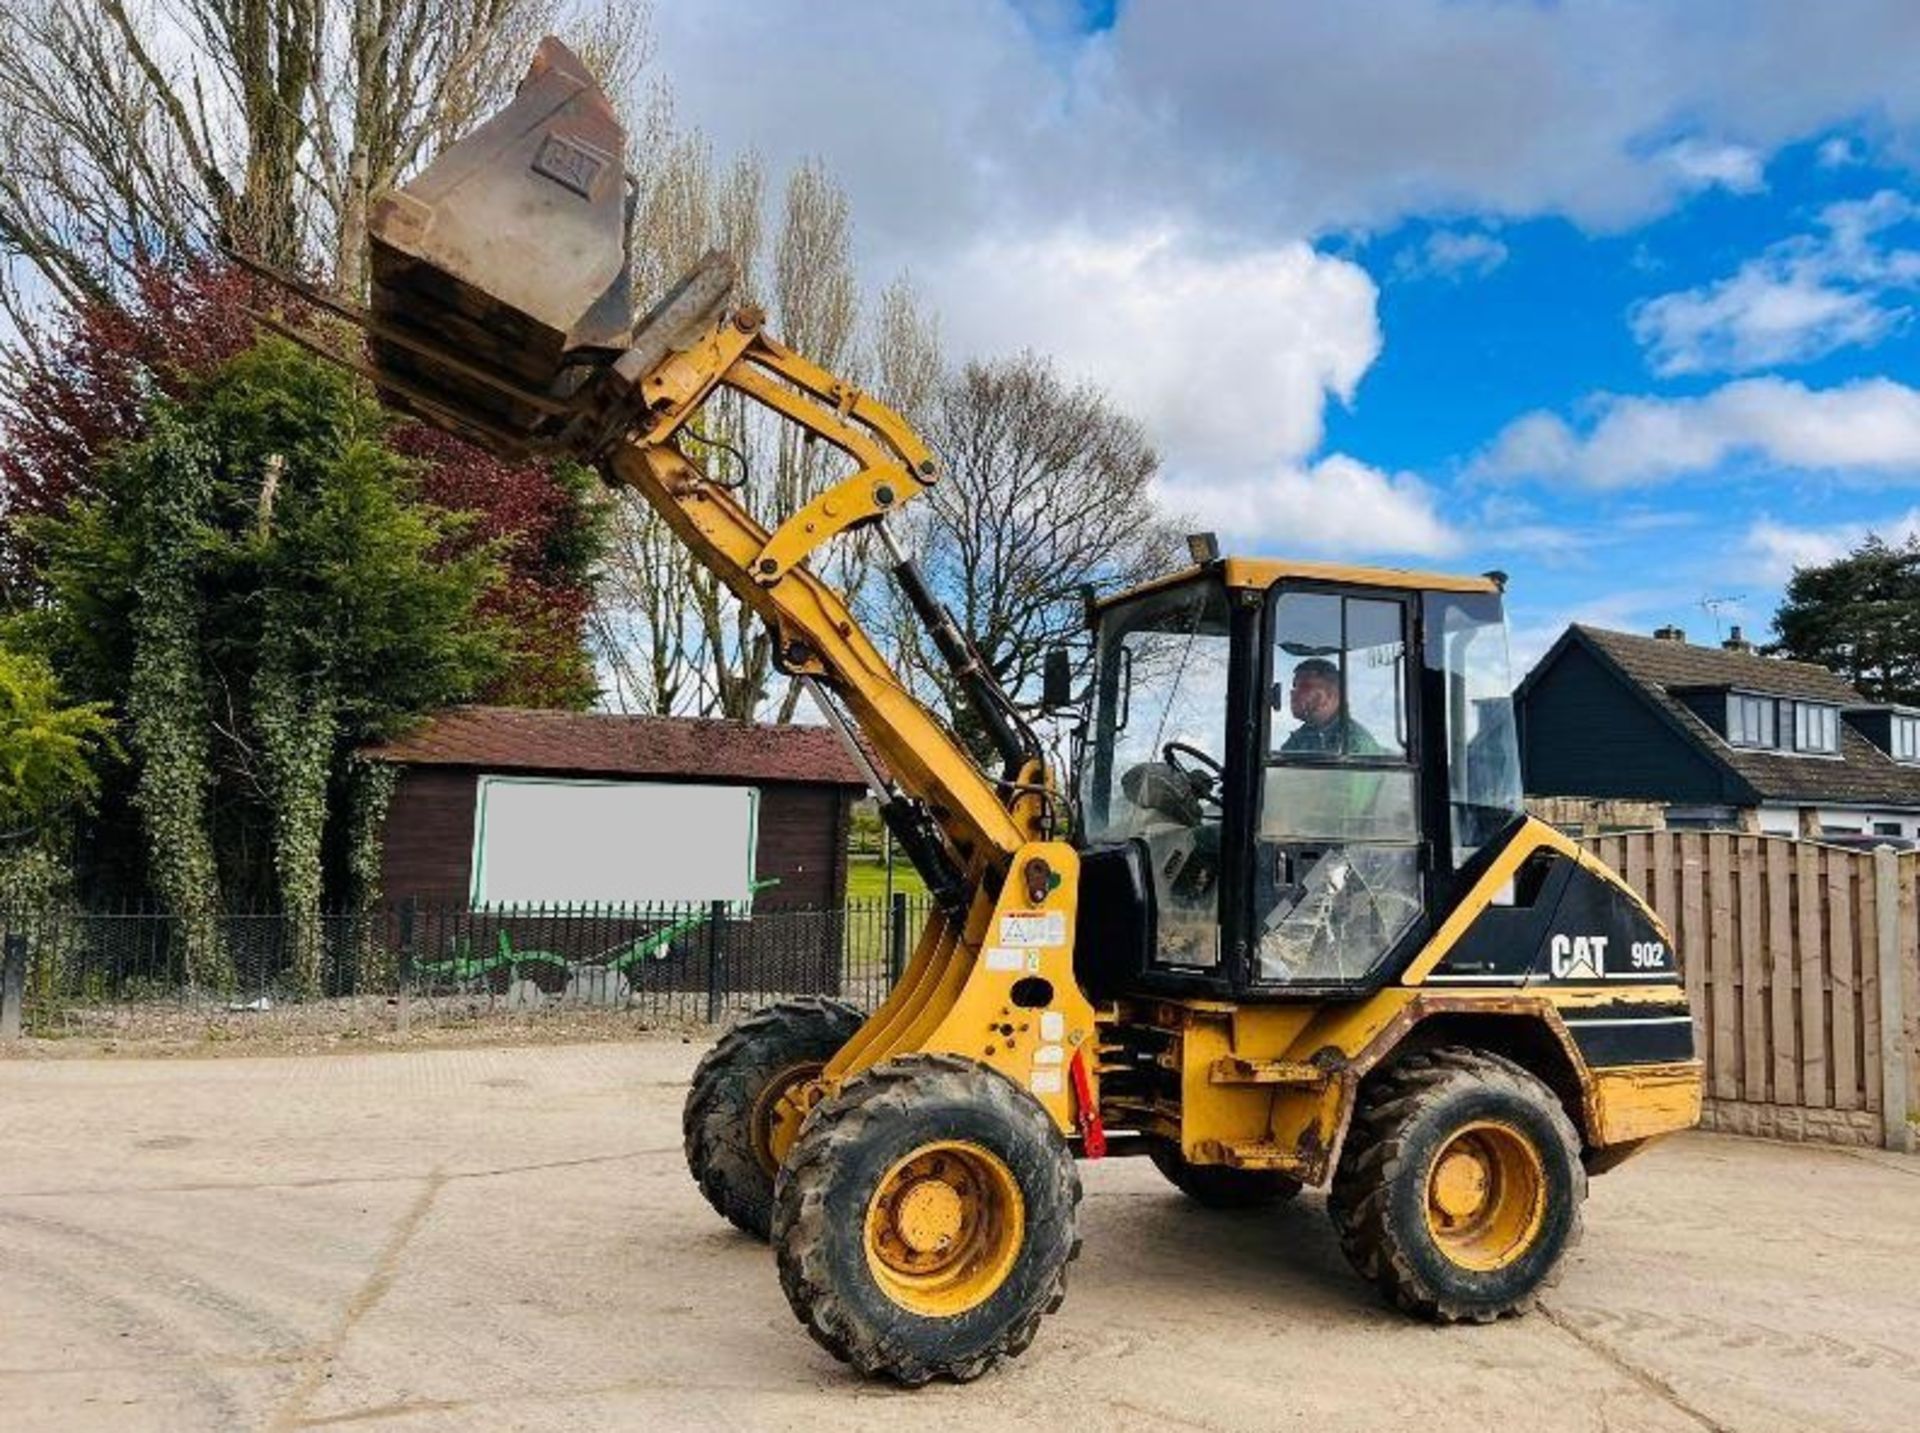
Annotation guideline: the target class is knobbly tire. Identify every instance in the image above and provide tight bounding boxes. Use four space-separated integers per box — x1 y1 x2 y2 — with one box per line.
771 1054 1081 1385
1328 1046 1585 1324
682 997 864 1239
1149 1143 1302 1209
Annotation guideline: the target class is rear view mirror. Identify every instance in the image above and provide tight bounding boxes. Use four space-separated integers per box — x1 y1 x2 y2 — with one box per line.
1042 646 1075 711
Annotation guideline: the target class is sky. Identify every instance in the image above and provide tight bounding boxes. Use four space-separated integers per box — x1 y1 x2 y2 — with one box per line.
649 0 1920 672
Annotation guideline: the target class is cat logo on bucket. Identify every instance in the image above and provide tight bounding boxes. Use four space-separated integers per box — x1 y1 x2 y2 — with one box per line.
1549 933 1608 980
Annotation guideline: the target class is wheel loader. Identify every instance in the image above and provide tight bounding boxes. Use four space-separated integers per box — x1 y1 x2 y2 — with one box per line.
247 38 1704 1386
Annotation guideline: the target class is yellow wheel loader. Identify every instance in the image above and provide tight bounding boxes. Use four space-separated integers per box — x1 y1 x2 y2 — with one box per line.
249 38 1703 1387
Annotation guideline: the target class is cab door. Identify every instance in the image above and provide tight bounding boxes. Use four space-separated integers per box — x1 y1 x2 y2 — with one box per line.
1251 585 1427 988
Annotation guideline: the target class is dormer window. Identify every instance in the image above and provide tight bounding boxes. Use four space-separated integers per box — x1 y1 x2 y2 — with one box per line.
1724 692 1839 755
1894 713 1920 763
1792 702 1839 754
1728 693 1776 748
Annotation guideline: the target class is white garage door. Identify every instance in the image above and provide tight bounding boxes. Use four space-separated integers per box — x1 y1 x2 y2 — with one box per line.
469 776 759 908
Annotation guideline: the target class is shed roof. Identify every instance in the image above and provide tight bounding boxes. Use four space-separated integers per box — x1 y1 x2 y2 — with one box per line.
1540 627 1920 809
362 707 872 788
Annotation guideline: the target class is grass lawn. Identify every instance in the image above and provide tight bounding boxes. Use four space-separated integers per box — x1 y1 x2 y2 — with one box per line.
845 858 927 901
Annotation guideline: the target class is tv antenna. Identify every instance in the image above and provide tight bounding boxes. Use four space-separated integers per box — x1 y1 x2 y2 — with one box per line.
1699 594 1744 639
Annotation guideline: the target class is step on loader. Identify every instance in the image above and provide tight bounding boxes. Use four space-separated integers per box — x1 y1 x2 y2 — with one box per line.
245 37 1704 1386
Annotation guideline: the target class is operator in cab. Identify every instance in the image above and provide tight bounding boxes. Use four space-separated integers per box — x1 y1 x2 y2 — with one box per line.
1278 657 1383 757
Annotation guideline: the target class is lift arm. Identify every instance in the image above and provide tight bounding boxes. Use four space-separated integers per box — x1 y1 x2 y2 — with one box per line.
598 286 1051 893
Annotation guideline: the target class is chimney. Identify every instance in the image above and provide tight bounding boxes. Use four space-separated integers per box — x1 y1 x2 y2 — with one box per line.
1653 625 1687 643
1722 625 1754 654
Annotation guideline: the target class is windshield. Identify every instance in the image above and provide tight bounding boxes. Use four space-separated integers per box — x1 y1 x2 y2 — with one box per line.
1082 580 1232 839
1081 578 1233 968
1424 590 1524 863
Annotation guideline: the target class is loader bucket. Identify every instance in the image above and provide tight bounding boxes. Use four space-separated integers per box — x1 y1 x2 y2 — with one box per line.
366 36 635 451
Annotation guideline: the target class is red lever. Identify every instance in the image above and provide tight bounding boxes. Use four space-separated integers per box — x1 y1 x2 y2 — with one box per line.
1069 1045 1107 1160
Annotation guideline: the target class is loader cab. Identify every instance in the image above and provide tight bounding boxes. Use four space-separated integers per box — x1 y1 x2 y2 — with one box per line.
1075 560 1525 1001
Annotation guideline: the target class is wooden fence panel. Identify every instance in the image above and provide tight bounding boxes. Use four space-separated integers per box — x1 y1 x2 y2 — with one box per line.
1707 834 1739 1101
1572 830 1912 1146
1828 855 1860 1111
1903 858 1919 1126
1764 839 1796 1107
1858 852 1882 1114
1736 836 1765 1102
1679 833 1708 1074
1797 840 1829 1108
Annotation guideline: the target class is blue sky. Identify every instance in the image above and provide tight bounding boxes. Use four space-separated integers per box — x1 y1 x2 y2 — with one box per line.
1330 134 1920 661
652 1 1920 671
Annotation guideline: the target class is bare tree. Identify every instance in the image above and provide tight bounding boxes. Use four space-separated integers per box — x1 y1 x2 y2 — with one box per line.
591 493 704 714
868 274 943 426
0 0 649 329
887 352 1184 761
594 128 935 723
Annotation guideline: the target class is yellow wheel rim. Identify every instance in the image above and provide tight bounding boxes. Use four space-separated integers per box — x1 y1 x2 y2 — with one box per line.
749 1062 822 1177
1423 1121 1547 1272
864 1140 1025 1316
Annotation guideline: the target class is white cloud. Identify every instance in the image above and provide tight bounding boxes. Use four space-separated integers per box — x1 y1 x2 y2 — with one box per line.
654 3 1920 253
1817 135 1864 168
1395 229 1509 282
643 4 1920 563
932 228 1379 474
927 227 1458 556
1478 377 1920 488
1161 455 1461 558
1743 508 1920 580
1631 189 1920 374
1658 138 1768 194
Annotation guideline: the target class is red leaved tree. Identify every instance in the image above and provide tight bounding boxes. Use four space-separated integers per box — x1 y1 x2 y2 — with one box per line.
0 260 601 707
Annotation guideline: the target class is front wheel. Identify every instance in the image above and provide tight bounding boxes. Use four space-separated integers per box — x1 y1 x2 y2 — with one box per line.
772 1054 1081 1385
1328 1047 1584 1323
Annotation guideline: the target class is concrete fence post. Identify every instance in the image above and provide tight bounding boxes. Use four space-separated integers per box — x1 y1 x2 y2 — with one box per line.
1874 847 1912 1153
1 931 26 1041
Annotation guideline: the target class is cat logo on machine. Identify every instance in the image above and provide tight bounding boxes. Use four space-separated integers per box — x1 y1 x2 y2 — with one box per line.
1549 933 1608 980
1549 933 1673 980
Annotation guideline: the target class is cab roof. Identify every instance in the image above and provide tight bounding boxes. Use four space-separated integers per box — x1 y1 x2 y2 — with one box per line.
1092 557 1503 613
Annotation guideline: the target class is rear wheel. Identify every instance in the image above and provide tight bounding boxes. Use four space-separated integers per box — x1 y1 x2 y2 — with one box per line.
1149 1143 1302 1209
772 1054 1080 1385
682 997 864 1239
1328 1047 1584 1323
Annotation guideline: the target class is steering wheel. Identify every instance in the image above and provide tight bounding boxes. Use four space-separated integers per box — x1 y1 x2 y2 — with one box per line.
1162 742 1224 806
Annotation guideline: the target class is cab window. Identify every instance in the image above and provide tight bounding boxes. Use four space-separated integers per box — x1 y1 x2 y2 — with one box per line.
1082 581 1232 970
1255 589 1421 986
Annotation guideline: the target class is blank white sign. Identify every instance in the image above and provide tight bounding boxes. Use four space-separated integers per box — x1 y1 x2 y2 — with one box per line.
470 777 759 907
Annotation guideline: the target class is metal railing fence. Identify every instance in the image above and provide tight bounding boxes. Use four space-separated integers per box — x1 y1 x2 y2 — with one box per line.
0 894 934 1039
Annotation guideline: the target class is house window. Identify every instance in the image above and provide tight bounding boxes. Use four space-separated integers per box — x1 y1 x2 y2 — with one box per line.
1728 693 1777 748
1792 702 1838 754
1893 714 1920 763
1724 695 1840 755
1873 821 1903 837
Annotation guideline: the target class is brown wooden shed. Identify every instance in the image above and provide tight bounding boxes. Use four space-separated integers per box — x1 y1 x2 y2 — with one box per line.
360 707 872 910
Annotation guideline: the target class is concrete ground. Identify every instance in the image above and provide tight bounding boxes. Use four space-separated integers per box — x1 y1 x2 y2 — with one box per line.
1 1040 1915 1433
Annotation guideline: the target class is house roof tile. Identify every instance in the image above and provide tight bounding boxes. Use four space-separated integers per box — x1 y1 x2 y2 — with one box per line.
361 707 873 788
1572 626 1920 808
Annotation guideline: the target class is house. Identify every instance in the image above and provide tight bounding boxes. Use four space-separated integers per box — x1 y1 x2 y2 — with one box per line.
359 707 874 909
1516 625 1920 838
